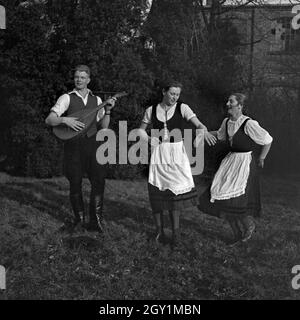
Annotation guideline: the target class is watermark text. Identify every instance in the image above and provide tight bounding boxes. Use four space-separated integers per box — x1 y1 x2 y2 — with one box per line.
0 265 6 290
291 265 300 290
292 5 300 30
95 121 205 175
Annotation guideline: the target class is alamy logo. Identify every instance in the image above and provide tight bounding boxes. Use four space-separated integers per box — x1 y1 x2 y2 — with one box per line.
0 265 6 290
292 5 300 30
0 5 5 30
95 122 205 175
291 265 300 290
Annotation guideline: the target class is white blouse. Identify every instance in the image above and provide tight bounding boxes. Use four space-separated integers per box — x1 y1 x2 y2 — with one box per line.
217 114 273 145
51 89 104 121
142 103 196 124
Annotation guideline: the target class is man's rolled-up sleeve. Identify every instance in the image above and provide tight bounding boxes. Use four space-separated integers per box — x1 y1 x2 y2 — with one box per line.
50 94 70 117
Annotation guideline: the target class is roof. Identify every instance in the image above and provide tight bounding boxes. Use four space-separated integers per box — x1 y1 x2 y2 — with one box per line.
204 0 299 8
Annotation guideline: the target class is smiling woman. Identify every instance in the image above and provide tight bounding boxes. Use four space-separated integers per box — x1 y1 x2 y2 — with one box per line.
226 93 246 120
198 92 273 246
139 80 217 247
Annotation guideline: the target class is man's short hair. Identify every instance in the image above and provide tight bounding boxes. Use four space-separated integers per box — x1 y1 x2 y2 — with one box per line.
74 65 91 77
162 80 183 92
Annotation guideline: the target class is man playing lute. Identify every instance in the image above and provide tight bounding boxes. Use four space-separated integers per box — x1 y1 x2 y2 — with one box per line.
45 64 116 233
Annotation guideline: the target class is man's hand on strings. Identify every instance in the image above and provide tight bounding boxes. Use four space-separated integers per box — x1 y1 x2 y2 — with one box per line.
105 97 117 113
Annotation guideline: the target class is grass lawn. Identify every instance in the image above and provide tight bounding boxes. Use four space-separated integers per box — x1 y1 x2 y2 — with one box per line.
0 172 300 299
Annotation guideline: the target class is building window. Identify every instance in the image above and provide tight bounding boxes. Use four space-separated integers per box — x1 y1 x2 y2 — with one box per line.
270 17 300 54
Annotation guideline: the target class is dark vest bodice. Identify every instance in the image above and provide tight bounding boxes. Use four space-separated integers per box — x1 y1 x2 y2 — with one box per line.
226 118 259 153
151 102 186 143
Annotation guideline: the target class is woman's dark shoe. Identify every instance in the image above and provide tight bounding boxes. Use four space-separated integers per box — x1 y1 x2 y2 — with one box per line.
242 222 256 242
155 232 166 244
227 236 242 247
171 231 181 248
227 218 243 246
59 216 84 233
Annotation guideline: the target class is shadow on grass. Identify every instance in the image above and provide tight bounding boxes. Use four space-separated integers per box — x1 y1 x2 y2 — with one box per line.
0 182 70 222
0 178 232 248
0 180 155 233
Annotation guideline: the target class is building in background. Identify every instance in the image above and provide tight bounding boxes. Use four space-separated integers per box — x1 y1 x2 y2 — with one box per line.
204 0 300 91
201 1 300 171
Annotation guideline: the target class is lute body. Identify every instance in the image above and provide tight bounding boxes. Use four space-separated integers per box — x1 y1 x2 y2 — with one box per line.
53 91 127 141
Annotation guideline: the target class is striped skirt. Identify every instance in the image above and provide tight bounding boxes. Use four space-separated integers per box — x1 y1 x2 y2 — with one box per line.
148 183 198 213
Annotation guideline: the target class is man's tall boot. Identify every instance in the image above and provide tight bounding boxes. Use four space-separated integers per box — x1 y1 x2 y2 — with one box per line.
69 193 85 227
86 193 105 233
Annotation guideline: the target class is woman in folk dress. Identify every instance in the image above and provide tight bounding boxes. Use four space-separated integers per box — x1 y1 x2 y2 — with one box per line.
198 93 273 245
139 81 216 246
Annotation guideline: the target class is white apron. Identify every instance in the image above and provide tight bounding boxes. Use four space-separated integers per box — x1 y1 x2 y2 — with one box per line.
149 141 195 195
210 151 252 202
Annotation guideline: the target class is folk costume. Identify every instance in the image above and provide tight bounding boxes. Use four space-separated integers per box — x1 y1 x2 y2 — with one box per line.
198 115 273 220
51 89 107 230
142 101 198 213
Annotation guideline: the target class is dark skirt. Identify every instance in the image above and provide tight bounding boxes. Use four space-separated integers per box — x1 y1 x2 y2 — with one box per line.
197 157 262 218
148 183 199 213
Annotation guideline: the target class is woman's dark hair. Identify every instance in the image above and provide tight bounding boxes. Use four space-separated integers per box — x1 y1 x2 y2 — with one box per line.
231 92 247 106
143 80 183 108
231 92 248 114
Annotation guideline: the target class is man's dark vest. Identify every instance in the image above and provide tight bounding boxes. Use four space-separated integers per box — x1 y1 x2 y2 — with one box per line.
151 102 185 143
66 92 98 138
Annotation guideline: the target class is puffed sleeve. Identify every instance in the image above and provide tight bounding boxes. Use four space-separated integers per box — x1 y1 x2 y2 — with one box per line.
217 118 227 141
180 103 196 121
245 119 273 145
142 106 153 125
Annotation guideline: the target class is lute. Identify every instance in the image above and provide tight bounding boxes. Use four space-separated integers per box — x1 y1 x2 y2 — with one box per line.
53 91 127 141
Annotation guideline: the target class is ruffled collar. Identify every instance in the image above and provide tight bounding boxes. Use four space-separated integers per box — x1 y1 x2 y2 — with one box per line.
158 102 177 111
227 114 248 125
